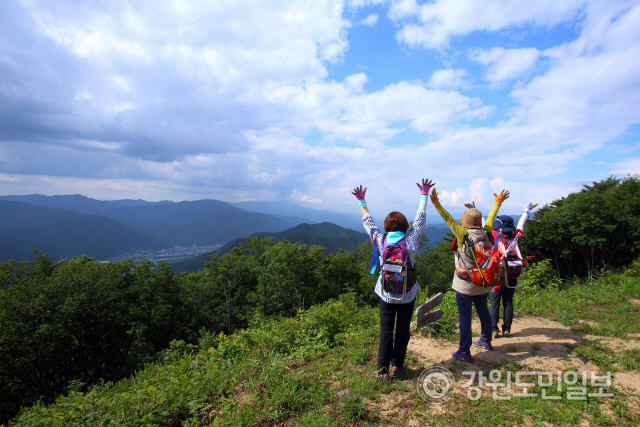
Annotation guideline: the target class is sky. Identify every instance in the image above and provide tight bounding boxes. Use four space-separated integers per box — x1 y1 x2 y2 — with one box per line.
1 0 639 218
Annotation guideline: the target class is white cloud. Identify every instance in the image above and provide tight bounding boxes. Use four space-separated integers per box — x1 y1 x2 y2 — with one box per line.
471 47 540 82
389 0 585 48
344 72 368 93
360 13 379 26
611 158 640 175
428 68 470 89
509 4 640 144
1 0 639 217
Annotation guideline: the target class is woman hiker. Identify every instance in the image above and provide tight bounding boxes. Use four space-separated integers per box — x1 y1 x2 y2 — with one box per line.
352 178 434 382
430 188 509 362
489 202 538 338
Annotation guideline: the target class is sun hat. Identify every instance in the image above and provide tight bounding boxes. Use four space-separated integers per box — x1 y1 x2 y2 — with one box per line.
460 208 482 229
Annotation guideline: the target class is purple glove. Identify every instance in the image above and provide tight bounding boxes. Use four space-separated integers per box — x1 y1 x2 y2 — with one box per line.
352 185 367 200
416 178 435 196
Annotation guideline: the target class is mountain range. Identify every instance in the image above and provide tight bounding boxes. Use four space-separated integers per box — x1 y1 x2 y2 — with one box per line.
0 194 457 263
0 200 165 261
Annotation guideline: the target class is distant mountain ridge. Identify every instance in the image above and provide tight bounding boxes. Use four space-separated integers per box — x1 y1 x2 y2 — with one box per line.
0 200 165 261
0 195 298 249
229 201 363 231
0 194 171 214
170 221 370 273
0 194 460 263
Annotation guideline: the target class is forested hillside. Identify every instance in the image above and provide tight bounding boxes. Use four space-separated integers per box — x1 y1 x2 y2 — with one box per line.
172 222 450 273
2 176 639 425
522 176 640 278
171 222 370 273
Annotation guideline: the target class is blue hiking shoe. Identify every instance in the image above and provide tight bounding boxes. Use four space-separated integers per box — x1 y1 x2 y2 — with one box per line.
473 339 494 351
451 350 473 362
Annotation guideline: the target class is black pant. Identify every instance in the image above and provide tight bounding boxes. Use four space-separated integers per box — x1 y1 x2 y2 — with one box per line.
378 297 415 373
490 279 516 333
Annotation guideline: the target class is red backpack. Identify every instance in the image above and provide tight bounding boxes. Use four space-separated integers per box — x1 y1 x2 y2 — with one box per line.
451 233 503 287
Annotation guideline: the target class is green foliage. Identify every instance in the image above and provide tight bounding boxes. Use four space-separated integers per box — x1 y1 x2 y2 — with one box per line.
516 259 640 338
522 175 640 278
414 234 455 296
521 259 562 293
8 295 376 427
255 239 325 316
0 254 199 425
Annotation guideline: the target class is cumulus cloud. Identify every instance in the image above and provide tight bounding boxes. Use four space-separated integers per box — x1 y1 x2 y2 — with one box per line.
427 68 470 89
389 0 584 48
360 14 379 26
471 47 540 82
0 0 639 217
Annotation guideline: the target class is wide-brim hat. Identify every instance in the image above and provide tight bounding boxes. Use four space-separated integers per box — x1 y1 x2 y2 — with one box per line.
460 208 482 229
494 215 515 233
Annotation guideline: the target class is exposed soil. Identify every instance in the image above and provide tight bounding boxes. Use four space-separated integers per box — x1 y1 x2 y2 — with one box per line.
367 316 640 425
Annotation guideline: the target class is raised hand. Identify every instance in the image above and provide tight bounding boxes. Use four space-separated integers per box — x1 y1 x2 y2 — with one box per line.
464 201 475 209
416 178 435 195
526 202 538 211
430 188 439 205
352 185 367 200
494 189 510 204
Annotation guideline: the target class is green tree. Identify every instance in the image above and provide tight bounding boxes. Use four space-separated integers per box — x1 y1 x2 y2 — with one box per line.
255 240 325 317
414 233 455 296
522 175 640 278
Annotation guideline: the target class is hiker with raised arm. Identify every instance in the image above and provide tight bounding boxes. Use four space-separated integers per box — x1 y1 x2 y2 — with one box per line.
352 178 434 382
489 202 538 338
430 188 509 362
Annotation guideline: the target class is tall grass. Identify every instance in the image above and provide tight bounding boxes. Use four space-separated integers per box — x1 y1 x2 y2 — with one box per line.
7 295 378 427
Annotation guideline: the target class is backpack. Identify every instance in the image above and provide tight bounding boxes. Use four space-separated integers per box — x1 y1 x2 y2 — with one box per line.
493 230 526 281
369 233 416 300
454 233 503 287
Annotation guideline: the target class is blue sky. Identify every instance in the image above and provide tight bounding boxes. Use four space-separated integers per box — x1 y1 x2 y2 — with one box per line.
1 0 639 218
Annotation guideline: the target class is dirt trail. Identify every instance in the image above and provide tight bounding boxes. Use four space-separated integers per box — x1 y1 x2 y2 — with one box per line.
408 316 640 394
365 316 640 425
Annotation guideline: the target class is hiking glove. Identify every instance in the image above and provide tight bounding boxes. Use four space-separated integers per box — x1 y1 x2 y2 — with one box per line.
492 284 501 292
430 188 439 205
352 185 367 207
525 202 538 213
494 189 510 204
416 178 435 195
464 201 475 209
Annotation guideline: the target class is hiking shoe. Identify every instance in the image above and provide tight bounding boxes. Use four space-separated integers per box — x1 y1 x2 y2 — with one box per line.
503 331 511 338
375 371 391 384
451 350 473 363
390 365 405 377
492 331 501 339
473 340 494 351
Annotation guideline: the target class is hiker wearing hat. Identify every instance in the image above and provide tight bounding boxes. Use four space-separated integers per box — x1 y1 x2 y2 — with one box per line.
430 188 509 362
352 178 434 382
489 203 537 338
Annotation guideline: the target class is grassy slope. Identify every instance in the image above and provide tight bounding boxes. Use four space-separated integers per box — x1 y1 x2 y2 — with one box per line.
8 264 640 427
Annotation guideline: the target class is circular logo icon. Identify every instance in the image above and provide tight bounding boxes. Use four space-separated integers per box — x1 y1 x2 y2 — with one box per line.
417 366 455 404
